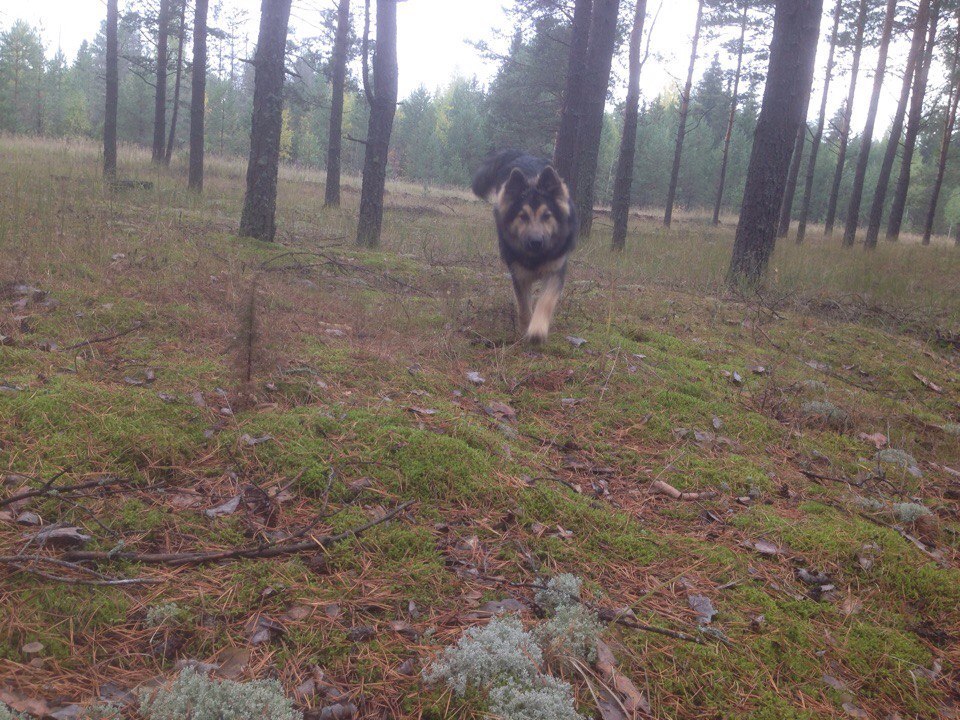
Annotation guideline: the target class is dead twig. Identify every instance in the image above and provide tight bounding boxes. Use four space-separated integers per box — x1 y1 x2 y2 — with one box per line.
0 473 127 508
0 555 160 586
62 321 146 352
62 500 414 566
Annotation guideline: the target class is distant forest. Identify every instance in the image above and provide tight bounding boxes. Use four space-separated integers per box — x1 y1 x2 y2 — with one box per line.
0 0 958 235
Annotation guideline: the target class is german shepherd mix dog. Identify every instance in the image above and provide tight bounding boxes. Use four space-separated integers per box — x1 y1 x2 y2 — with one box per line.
471 150 578 344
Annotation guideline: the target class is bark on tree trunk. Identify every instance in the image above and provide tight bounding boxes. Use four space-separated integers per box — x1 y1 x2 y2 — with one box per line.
713 1 748 227
887 0 941 240
797 0 842 244
356 0 399 248
611 0 647 250
238 0 293 242
842 0 897 247
777 106 809 238
164 0 187 166
863 0 931 248
152 0 170 163
922 12 960 245
553 0 593 196
575 0 622 239
727 0 823 286
324 0 351 207
189 0 209 192
664 0 704 228
104 0 119 178
823 0 868 237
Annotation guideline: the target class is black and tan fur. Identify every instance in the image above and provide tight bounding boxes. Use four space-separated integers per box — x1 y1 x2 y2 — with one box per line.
471 150 578 343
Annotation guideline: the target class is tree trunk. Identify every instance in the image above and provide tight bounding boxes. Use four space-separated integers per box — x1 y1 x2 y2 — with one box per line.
611 0 647 250
324 0 351 207
189 0 209 192
922 13 960 245
712 1 748 227
356 0 399 247
823 0 867 237
886 0 941 240
164 0 187 166
664 0 704 228
104 0 119 178
238 0 293 242
777 107 809 238
153 0 170 163
575 0 622 238
863 0 931 248
727 0 823 286
553 0 593 196
842 0 897 247
797 0 842 244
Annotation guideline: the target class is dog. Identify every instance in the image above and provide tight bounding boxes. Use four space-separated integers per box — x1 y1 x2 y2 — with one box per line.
471 150 578 344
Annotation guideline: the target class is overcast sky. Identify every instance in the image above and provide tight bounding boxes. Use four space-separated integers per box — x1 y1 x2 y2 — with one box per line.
3 0 919 130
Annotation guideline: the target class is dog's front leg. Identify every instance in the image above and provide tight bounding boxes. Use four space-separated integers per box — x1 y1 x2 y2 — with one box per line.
526 268 565 344
511 272 534 337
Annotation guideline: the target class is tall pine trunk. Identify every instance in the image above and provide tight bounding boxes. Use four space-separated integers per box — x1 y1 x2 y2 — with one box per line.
611 0 647 250
823 0 867 237
324 0 351 207
356 0 399 248
189 0 209 192
842 0 897 247
554 0 593 195
152 0 170 163
713 2 748 227
104 0 119 178
922 14 960 245
575 0 622 238
164 0 187 166
797 0 842 244
887 0 941 240
863 0 931 248
664 0 704 228
777 103 809 238
238 0 293 242
727 0 823 286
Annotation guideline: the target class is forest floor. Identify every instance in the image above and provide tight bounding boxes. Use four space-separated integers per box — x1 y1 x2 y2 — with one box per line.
1 137 960 720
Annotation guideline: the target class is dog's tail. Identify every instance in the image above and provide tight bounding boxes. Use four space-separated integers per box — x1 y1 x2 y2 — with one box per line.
471 149 527 201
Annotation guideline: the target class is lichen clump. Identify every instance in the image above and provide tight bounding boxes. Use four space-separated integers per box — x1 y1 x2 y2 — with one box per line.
800 400 849 428
0 703 26 720
139 667 302 720
875 449 922 477
424 574 601 720
893 502 932 524
940 422 960 437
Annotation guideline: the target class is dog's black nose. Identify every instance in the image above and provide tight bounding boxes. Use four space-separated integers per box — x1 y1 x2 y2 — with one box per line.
527 237 545 252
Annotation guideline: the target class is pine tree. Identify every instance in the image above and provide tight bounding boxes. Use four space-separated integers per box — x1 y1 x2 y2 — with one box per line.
189 0 209 191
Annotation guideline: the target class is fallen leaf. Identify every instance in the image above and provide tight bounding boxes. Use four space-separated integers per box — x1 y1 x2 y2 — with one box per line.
213 647 250 680
842 702 870 718
397 657 418 676
0 687 52 717
742 539 782 556
566 335 587 348
485 401 516 421
688 594 716 625
21 642 43 654
245 615 284 645
239 433 273 446
323 603 342 620
204 496 241 518
28 526 91 548
477 598 525 615
407 406 437 416
346 626 375 642
465 371 485 385
912 372 943 393
840 596 863 617
857 432 888 449
284 605 312 621
318 703 358 720
822 675 847 691
389 620 420 641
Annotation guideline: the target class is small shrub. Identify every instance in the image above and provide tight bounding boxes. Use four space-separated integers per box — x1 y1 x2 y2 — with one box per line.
800 401 849 428
139 667 302 720
533 604 604 664
893 502 932 524
535 574 583 614
488 677 586 720
421 614 542 695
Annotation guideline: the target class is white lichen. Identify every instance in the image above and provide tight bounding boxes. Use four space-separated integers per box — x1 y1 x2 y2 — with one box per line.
893 502 932 524
940 422 960 437
875 449 922 477
488 677 586 720
533 603 604 664
798 380 828 395
139 667 302 720
535 574 583 614
145 602 188 627
800 400 849 428
0 703 27 720
421 614 542 695
854 496 885 513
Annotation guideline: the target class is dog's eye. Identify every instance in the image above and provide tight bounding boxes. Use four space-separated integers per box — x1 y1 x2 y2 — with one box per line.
519 211 530 222
541 211 552 221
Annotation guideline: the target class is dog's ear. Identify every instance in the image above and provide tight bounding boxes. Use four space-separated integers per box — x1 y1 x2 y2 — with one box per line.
502 168 529 201
537 165 566 199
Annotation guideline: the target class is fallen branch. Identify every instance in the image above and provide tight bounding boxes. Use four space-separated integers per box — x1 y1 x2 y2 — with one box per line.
62 501 414 566
62 321 146 352
0 555 160 586
649 480 716 501
595 607 706 645
1 474 127 509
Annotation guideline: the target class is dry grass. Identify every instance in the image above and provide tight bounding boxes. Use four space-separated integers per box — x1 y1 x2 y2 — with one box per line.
1 136 959 720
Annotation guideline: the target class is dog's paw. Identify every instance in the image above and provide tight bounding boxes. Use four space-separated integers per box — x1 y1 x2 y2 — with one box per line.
525 329 548 345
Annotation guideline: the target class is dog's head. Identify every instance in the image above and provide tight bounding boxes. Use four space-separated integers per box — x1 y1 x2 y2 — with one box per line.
496 166 573 259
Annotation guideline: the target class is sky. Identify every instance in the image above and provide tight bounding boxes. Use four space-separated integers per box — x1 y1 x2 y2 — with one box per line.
2 0 921 130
